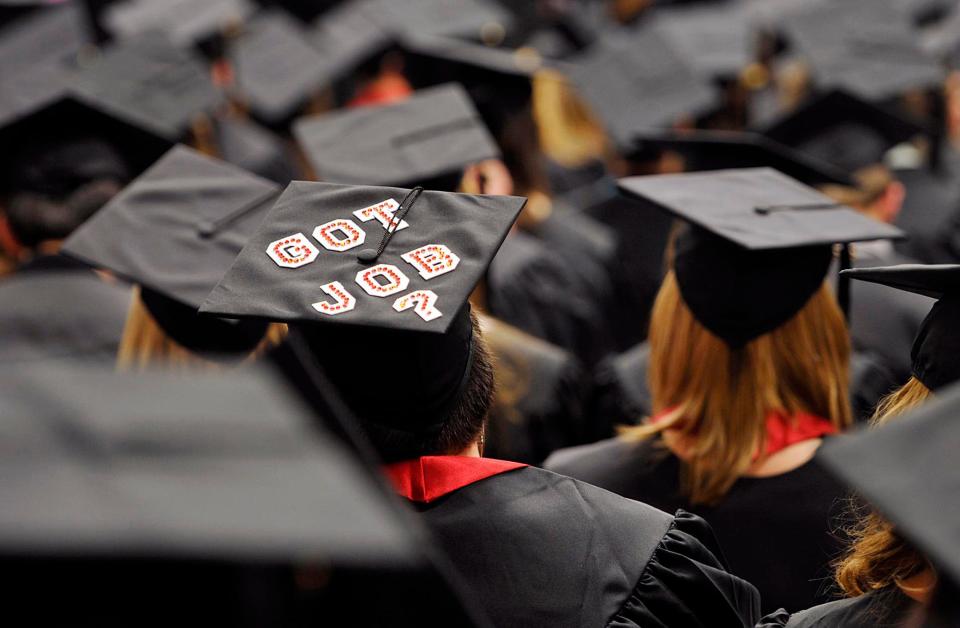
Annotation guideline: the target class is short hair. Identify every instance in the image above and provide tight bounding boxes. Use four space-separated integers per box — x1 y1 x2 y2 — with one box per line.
358 318 496 463
4 179 121 248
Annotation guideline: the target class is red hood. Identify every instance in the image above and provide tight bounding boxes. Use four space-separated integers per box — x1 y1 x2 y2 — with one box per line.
383 456 526 503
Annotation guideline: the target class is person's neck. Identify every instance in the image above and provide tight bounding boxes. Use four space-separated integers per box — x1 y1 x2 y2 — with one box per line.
454 442 481 458
898 568 937 604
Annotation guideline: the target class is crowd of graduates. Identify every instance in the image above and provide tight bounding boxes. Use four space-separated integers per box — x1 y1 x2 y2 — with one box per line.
3 0 960 626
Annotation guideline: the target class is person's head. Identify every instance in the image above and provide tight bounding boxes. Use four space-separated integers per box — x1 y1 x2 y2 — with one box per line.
835 376 936 599
821 164 906 225
297 309 496 463
626 269 852 504
117 286 286 372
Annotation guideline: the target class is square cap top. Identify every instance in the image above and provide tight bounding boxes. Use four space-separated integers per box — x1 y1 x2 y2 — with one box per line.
566 23 718 149
201 180 525 334
369 0 513 42
293 83 500 187
652 1 755 79
0 362 419 565
782 0 945 99
819 381 960 585
103 0 256 45
62 144 280 309
400 32 550 79
70 31 224 141
230 9 329 125
306 0 396 87
632 129 854 186
617 167 904 250
841 263 960 300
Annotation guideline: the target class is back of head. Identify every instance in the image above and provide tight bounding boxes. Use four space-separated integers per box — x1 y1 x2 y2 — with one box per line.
633 269 852 504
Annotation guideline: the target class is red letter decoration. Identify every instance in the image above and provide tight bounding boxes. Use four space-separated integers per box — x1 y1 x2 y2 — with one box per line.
355 264 410 297
393 290 442 322
313 219 366 252
266 233 318 268
353 198 409 232
400 244 460 280
311 281 356 316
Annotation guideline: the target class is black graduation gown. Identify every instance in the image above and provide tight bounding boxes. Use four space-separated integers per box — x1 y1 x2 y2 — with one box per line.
893 157 960 265
757 588 919 627
544 438 850 614
479 315 591 464
401 461 761 627
0 255 131 363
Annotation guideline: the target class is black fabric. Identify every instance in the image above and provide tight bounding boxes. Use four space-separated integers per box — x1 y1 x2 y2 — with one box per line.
652 2 753 80
213 116 299 185
479 315 590 464
103 0 254 45
415 465 760 627
545 438 850 614
756 588 918 627
912 295 960 390
894 163 960 265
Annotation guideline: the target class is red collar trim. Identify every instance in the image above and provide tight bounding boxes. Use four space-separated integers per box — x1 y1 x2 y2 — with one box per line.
383 456 527 503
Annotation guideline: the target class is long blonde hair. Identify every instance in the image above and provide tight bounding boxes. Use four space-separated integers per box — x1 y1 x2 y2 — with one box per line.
835 377 934 597
117 286 286 372
621 271 852 504
532 69 610 169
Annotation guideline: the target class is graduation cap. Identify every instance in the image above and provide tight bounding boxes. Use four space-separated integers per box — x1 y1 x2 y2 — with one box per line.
566 23 719 150
306 0 397 92
103 0 256 45
369 0 513 42
631 129 854 186
782 0 945 100
652 1 756 80
69 31 224 142
200 181 524 432
818 379 960 589
758 89 935 173
617 167 904 347
230 9 329 126
61 145 281 356
842 264 960 391
293 83 500 188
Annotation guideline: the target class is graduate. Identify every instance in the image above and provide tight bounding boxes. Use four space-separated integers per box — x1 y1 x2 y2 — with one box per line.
200 179 761 627
61 146 286 370
546 168 903 613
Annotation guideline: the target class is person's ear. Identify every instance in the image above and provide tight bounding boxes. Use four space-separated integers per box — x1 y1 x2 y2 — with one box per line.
0 211 24 260
878 181 906 224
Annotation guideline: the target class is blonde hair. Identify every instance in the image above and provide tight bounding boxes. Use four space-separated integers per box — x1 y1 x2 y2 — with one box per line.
621 271 852 504
532 69 610 169
835 377 934 597
117 286 286 372
820 164 895 210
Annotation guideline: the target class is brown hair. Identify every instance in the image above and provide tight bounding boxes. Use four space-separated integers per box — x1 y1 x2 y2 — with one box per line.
117 286 286 372
820 164 895 210
532 69 610 169
835 377 935 597
621 271 852 504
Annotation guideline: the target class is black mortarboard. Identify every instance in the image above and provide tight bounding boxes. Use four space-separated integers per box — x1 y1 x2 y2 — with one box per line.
201 181 524 432
369 0 513 42
230 9 329 126
758 89 934 173
61 145 280 356
842 264 960 391
293 84 500 188
618 167 904 346
566 23 718 149
103 0 255 45
70 31 224 142
632 129 854 186
0 95 172 196
819 380 960 588
214 115 299 184
653 1 756 80
306 0 396 90
782 0 945 100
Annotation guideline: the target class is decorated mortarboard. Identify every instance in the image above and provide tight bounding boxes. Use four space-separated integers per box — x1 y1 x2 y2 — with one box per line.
632 129 854 186
819 379 960 588
618 167 904 347
201 181 524 433
293 83 500 188
842 264 960 391
61 145 280 356
103 0 255 45
652 1 756 80
229 9 329 126
758 89 935 173
69 31 224 142
566 23 718 150
781 0 945 100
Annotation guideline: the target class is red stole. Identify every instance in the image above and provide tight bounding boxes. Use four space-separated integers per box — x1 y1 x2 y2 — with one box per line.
384 456 526 503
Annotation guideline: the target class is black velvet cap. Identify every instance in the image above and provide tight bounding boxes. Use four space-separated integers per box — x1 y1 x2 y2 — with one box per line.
293 83 500 187
759 89 934 173
566 23 718 149
369 0 513 41
70 31 224 141
618 167 904 346
61 145 280 355
103 0 255 45
632 129 854 186
201 181 524 432
782 0 945 99
230 9 329 125
842 264 960 391
0 362 420 565
819 380 960 587
653 2 755 79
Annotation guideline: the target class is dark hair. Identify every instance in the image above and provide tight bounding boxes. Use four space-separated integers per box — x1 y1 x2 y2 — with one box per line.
4 178 122 248
359 323 496 464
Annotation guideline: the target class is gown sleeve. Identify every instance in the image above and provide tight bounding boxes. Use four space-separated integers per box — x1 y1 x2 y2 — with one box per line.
606 510 762 628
